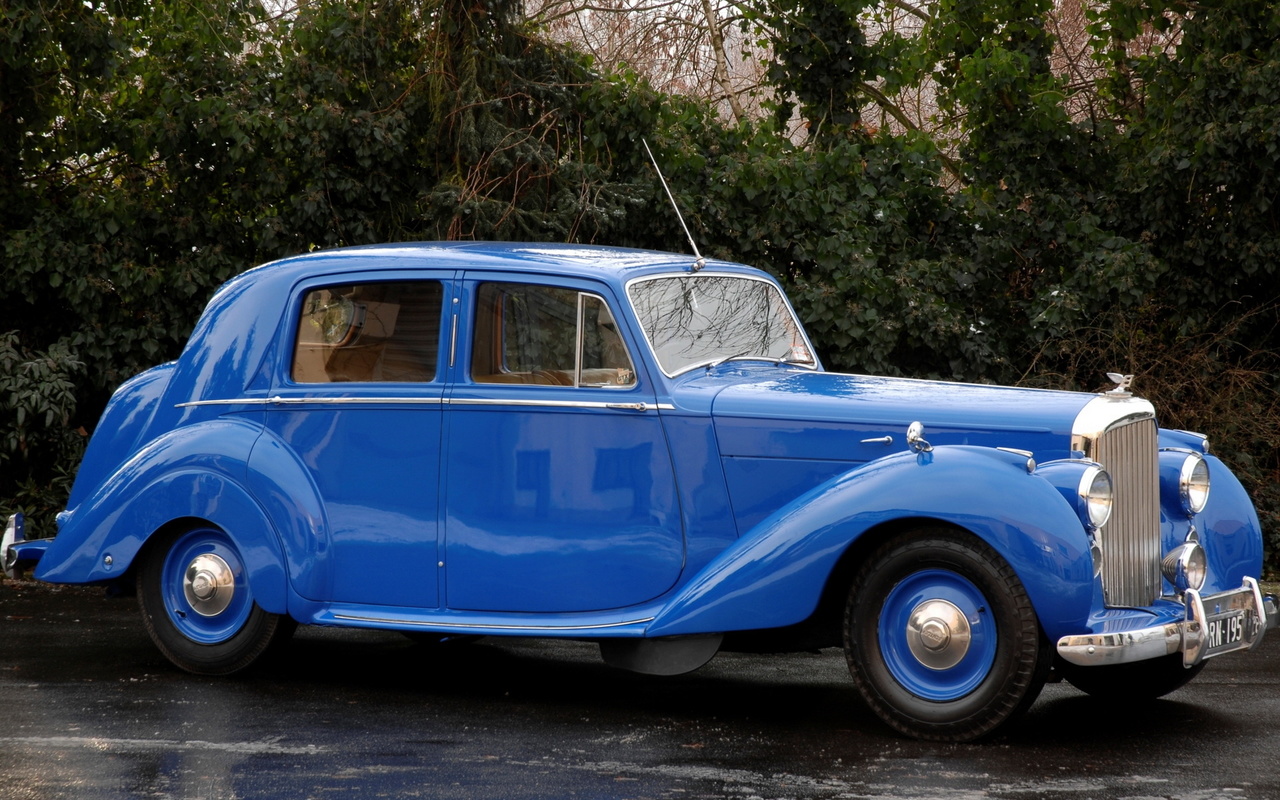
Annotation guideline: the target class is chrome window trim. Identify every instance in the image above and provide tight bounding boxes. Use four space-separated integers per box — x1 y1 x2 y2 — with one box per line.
470 283 639 390
624 271 820 378
449 311 458 368
450 398 671 411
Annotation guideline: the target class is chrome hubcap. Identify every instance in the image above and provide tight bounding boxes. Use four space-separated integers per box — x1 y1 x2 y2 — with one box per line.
183 554 235 617
906 599 971 670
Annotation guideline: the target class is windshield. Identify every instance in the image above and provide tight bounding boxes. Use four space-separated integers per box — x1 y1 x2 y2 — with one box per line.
627 274 816 376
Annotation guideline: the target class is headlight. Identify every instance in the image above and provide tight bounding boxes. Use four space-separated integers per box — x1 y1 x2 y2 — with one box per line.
1079 466 1113 529
1180 454 1210 515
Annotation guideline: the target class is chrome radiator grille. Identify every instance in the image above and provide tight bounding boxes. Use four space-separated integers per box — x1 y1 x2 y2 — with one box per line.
1094 417 1161 607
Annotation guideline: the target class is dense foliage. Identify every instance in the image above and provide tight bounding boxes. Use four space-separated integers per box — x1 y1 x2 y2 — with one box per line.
3 0 1278 562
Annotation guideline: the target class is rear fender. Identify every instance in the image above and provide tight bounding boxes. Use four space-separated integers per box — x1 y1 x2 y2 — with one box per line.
35 419 288 614
66 363 175 510
647 446 1095 640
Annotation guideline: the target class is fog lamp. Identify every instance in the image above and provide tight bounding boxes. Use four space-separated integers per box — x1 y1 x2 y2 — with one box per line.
1161 541 1207 594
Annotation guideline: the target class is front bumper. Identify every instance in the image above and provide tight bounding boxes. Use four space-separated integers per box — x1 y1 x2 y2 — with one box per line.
1057 577 1279 668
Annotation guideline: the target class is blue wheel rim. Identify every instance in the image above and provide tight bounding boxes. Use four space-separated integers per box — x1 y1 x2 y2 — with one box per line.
159 529 253 645
877 569 997 702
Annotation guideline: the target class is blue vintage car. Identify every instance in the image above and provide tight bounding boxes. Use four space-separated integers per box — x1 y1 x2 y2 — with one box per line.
4 242 1275 741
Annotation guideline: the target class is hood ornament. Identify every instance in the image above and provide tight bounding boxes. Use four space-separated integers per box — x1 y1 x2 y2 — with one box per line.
1104 372 1134 398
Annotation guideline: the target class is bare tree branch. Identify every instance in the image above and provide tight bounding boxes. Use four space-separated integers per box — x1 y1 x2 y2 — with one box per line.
700 0 748 123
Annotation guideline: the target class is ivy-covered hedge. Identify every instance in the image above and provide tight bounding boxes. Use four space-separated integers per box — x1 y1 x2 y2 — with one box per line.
3 0 1278 564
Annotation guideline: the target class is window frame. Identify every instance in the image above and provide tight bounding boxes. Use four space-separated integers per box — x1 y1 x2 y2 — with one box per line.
285 277 448 386
469 280 638 390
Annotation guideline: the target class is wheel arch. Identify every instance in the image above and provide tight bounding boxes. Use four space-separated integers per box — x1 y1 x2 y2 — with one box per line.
35 421 290 614
800 517 966 648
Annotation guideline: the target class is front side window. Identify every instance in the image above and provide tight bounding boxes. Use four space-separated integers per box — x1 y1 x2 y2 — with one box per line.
292 281 443 383
627 274 815 376
472 283 636 388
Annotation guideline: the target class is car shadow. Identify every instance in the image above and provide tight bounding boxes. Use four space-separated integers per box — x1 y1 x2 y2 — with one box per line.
237 627 1245 751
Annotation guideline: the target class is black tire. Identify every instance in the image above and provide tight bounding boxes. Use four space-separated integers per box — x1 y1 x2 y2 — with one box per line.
844 527 1050 742
137 525 295 675
1058 653 1205 700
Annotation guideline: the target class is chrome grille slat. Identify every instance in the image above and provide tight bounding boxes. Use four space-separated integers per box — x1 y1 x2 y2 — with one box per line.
1095 417 1161 607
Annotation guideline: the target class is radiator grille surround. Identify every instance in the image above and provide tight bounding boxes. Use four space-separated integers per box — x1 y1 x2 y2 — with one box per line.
1072 397 1162 608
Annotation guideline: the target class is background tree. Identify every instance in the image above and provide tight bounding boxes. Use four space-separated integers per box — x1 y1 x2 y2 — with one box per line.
3 0 1279 563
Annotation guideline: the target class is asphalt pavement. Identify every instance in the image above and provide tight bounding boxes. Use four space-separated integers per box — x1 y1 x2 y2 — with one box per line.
2 578 1278 800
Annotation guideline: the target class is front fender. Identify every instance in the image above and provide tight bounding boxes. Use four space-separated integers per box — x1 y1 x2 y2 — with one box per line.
1195 454 1264 593
36 419 288 614
646 446 1095 640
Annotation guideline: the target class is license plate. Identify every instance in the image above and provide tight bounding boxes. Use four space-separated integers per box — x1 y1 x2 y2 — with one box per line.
1205 610 1247 656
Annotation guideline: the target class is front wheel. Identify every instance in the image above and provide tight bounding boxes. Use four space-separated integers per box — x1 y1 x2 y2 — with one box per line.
844 528 1050 741
137 525 294 675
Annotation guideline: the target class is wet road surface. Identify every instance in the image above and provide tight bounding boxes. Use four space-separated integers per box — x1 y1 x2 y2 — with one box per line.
2 579 1278 799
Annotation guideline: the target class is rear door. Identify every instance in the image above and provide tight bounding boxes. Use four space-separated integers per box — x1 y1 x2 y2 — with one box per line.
263 273 451 608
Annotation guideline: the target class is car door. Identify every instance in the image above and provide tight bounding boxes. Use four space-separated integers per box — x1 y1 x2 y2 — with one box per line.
262 274 450 608
442 274 684 613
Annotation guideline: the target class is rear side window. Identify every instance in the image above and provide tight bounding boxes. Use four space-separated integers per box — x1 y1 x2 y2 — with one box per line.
292 281 444 383
471 282 636 388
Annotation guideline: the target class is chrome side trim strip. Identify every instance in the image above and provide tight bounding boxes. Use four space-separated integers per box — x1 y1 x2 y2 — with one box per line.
181 397 676 411
178 396 446 408
448 398 659 411
332 614 655 632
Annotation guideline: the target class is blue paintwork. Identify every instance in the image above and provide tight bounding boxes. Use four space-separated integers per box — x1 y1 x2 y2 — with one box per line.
158 527 255 643
645 446 1095 641
879 569 996 701
1184 455 1261 595
28 242 1264 664
38 418 289 614
443 393 685 612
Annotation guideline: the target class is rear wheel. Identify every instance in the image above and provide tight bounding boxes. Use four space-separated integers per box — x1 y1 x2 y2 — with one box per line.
844 528 1050 741
137 525 294 675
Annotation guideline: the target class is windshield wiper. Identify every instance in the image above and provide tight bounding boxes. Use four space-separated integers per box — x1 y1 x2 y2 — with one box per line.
704 348 813 372
704 350 753 371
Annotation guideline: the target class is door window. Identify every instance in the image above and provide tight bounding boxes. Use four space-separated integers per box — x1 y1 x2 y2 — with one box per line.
292 281 444 383
471 283 636 388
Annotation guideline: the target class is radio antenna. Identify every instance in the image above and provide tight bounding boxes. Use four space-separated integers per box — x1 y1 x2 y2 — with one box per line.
642 138 705 271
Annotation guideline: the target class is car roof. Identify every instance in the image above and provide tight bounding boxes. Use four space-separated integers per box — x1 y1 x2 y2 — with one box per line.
238 242 762 287
173 243 774 407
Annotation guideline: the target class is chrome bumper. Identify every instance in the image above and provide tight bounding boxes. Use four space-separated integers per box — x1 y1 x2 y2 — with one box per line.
1057 577 1279 668
3 513 48 579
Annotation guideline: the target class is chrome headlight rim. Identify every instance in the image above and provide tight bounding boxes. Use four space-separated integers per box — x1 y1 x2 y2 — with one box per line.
1162 540 1207 594
1078 465 1113 529
1179 453 1211 515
